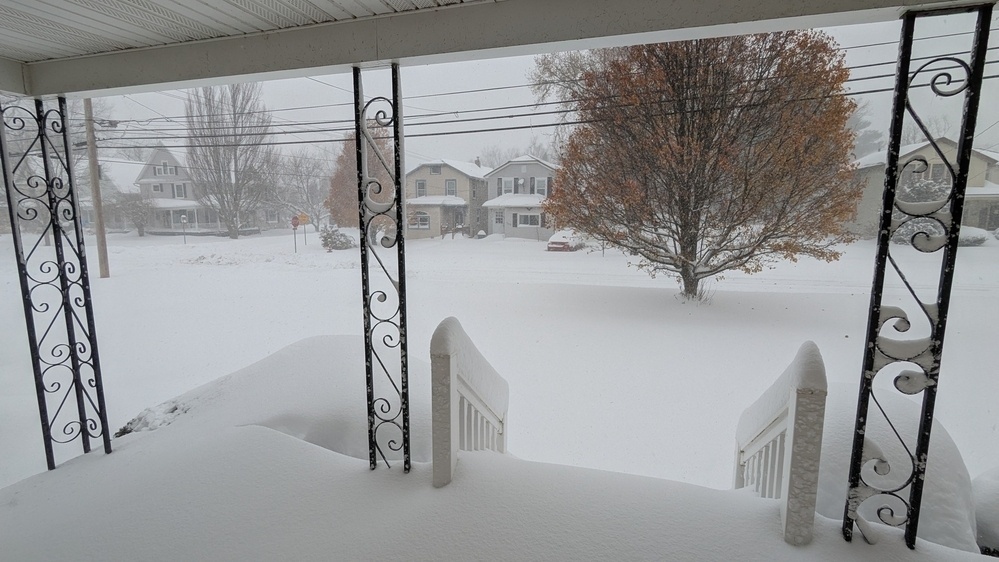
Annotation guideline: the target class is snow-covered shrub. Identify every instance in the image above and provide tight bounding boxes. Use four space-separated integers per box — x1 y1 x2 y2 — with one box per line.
320 226 356 252
959 226 988 246
975 467 999 555
891 217 944 245
891 176 949 246
815 383 978 552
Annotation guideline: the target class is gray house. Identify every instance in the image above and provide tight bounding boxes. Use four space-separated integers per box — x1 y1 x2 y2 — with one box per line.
849 138 999 236
482 155 559 240
133 147 221 233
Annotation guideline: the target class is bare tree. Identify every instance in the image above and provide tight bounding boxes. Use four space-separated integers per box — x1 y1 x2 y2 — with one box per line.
848 100 885 158
479 136 560 168
185 83 276 239
901 115 952 146
276 147 332 232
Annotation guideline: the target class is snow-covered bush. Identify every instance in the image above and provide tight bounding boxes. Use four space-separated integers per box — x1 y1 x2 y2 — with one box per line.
975 467 999 555
959 226 988 247
891 176 949 246
320 226 356 252
891 217 944 245
815 384 978 552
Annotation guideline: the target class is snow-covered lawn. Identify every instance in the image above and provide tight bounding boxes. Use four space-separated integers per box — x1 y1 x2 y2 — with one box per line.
1 230 998 556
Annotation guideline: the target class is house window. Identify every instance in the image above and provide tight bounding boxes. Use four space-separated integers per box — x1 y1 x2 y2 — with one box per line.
152 183 162 192
494 210 504 224
534 177 548 196
930 163 947 182
518 213 540 227
430 165 442 175
265 210 278 223
173 183 187 198
154 166 162 175
502 178 514 195
445 179 457 196
416 180 426 197
169 166 177 175
409 211 430 229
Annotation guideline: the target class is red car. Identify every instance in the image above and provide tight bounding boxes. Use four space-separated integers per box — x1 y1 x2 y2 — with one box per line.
547 230 584 251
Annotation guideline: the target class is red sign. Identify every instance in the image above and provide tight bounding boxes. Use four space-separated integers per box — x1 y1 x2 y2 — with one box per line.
291 216 300 228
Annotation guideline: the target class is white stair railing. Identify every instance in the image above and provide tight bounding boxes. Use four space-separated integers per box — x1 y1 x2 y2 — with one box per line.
431 317 509 488
734 341 828 546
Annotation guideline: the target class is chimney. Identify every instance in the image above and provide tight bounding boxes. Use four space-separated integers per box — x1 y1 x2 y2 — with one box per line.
475 157 481 168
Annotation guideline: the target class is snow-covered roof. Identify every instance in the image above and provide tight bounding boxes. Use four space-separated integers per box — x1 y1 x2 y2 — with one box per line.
966 181 999 197
102 159 145 193
406 195 467 207
854 141 933 169
854 137 999 170
484 154 559 177
138 147 189 181
408 159 492 179
151 198 202 210
482 194 546 208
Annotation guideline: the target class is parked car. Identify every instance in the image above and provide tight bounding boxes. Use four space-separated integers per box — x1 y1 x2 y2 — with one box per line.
547 229 584 251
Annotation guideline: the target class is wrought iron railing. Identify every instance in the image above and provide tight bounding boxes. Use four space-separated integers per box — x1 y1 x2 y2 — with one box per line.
1 97 112 469
843 3 994 549
353 64 411 471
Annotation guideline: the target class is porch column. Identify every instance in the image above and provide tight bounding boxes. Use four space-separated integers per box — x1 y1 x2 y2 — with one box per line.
353 63 410 471
0 97 112 470
843 3 993 549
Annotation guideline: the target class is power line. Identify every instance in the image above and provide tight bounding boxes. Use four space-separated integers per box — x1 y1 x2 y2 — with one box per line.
94 73 999 150
67 28 998 128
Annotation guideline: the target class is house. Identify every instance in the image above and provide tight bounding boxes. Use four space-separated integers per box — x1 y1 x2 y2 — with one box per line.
76 158 145 232
482 155 559 240
131 148 220 233
405 159 492 239
849 137 999 237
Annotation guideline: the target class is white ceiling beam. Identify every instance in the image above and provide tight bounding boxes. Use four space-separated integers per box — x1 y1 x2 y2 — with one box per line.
14 0 974 97
0 55 25 95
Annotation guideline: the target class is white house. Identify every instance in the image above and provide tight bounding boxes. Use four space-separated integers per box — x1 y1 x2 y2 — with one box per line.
482 155 559 240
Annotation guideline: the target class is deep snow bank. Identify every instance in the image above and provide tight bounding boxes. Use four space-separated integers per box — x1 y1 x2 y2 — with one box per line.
815 383 978 552
0 337 985 561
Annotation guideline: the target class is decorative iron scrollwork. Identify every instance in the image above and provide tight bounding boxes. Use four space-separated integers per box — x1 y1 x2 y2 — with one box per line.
1 97 112 470
843 4 993 549
353 65 410 471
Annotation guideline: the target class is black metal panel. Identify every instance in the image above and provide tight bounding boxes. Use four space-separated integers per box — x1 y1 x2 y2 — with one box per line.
843 4 993 549
1 97 112 470
353 64 411 471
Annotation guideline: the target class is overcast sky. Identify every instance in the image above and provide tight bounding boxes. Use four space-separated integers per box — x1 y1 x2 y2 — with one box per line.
95 12 998 169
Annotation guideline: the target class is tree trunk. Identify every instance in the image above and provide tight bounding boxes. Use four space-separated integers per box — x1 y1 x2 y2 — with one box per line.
228 224 239 239
137 224 145 237
680 265 700 300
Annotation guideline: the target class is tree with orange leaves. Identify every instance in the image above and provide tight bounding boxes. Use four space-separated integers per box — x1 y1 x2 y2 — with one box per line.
325 127 394 229
535 33 861 300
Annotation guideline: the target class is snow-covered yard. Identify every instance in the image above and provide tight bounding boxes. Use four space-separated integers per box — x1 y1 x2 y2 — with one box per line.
1 230 998 558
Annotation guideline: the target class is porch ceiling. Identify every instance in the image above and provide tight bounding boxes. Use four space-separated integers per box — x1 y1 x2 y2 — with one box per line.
0 0 977 97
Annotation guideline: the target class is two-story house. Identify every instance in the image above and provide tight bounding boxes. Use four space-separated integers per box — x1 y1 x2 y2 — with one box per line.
482 154 559 240
133 147 222 233
405 159 492 239
849 137 999 236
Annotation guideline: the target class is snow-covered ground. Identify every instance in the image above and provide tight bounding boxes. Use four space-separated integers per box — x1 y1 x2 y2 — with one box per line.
1 229 998 556
0 335 986 560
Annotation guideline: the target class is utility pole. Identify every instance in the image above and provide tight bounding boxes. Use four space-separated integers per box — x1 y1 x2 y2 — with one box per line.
84 98 110 278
